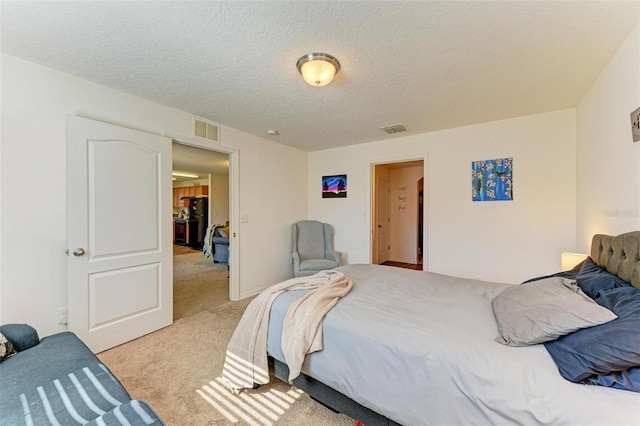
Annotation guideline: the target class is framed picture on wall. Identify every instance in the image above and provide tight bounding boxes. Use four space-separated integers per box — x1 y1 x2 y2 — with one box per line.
322 174 347 198
472 157 513 201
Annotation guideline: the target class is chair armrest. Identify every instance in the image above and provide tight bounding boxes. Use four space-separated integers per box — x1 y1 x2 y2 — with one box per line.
325 250 341 264
211 236 229 246
0 324 40 352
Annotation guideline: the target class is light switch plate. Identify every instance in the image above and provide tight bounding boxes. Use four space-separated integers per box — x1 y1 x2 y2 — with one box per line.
57 307 68 325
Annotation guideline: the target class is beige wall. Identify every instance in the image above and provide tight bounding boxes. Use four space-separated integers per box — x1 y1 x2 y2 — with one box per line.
0 54 308 335
576 23 640 251
208 174 230 227
309 109 577 284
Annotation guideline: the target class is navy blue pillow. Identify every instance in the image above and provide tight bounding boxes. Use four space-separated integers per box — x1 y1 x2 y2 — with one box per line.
544 286 640 386
575 257 631 299
583 367 640 392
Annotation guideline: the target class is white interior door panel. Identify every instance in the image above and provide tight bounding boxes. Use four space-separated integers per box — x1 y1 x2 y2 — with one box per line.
67 116 172 353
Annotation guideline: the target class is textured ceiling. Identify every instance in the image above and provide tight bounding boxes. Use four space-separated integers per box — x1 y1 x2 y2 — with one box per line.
2 1 639 152
172 142 229 178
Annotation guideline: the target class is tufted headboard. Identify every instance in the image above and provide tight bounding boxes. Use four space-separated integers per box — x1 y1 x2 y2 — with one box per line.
591 231 640 290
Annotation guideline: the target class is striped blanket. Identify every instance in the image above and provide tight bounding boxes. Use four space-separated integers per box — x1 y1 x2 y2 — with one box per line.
13 363 161 426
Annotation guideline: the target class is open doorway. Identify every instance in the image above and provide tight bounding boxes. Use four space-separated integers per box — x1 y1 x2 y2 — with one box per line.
172 142 230 320
372 159 425 270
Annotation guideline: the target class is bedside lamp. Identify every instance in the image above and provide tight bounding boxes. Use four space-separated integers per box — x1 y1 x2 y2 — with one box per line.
561 252 588 271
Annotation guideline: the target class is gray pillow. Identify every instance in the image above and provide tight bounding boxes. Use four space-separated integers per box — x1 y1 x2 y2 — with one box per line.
492 276 618 347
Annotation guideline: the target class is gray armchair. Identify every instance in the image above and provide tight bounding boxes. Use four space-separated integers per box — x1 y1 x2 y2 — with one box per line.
292 220 341 277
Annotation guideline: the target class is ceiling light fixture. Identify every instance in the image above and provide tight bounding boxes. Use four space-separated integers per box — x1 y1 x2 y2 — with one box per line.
172 171 199 178
296 53 340 87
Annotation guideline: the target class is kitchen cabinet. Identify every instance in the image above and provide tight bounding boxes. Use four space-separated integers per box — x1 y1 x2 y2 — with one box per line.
173 187 185 207
173 185 208 207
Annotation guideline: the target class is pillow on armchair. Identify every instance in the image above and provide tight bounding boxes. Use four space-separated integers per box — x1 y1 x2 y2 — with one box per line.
0 333 16 362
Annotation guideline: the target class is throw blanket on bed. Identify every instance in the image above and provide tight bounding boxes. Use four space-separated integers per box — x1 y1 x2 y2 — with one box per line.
222 270 352 392
202 224 216 258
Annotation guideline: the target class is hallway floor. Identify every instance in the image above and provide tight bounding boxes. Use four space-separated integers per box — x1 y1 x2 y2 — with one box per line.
381 260 423 270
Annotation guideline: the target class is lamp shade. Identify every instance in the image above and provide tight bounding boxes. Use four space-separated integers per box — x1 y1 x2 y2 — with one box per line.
297 53 340 87
560 252 588 271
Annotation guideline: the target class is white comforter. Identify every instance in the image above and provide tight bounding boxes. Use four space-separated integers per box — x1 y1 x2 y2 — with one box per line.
267 264 640 425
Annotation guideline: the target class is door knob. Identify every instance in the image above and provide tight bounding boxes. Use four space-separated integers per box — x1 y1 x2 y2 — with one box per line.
73 248 85 257
378 224 382 228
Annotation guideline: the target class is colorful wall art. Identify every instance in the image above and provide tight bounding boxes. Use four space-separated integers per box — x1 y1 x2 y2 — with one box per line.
472 157 513 201
322 174 347 198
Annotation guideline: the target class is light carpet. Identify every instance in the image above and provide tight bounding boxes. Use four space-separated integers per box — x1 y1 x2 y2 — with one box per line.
98 298 353 426
174 251 229 320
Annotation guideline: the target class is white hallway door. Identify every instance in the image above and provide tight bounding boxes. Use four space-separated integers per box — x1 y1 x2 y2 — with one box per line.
376 177 390 264
67 116 173 353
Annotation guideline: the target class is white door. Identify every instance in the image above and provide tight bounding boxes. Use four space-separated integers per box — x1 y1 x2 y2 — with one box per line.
376 177 390 264
67 116 173 353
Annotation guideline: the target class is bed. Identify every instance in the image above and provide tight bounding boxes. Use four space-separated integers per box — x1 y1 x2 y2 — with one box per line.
264 231 640 425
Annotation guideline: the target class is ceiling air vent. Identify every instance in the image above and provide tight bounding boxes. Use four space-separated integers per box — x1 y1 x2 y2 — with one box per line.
381 124 407 134
193 116 220 143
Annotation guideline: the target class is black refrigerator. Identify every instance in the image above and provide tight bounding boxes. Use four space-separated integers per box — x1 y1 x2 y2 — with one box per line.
183 197 208 249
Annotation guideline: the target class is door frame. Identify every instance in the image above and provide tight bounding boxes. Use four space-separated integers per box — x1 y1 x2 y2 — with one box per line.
370 155 429 271
166 133 240 301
